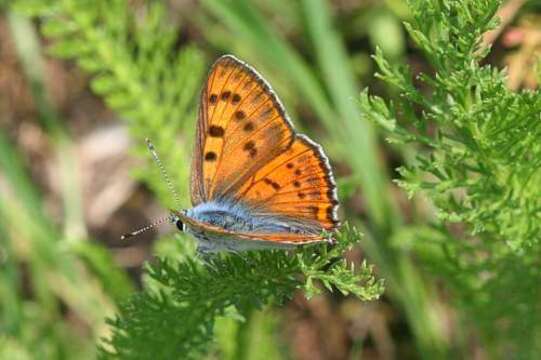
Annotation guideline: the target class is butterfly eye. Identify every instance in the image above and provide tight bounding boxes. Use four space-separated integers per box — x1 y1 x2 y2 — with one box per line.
176 219 184 232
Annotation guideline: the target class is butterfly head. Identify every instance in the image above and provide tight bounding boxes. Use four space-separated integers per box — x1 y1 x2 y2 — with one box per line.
169 209 186 232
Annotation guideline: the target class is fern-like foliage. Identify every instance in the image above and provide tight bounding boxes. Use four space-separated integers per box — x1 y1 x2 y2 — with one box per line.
13 0 205 207
99 225 383 359
361 0 541 355
363 0 541 250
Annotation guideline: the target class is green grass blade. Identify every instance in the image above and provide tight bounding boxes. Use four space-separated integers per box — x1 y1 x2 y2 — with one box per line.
300 0 398 231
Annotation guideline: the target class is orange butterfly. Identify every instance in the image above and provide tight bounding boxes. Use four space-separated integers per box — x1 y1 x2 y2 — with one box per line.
125 55 339 252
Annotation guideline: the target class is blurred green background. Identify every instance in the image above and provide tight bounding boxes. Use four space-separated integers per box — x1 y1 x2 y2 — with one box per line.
1 0 541 359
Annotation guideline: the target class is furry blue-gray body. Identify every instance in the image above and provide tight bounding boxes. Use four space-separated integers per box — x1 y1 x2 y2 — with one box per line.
183 200 317 252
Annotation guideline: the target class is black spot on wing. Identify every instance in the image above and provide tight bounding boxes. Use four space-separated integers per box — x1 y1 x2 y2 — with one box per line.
243 122 254 132
209 125 225 137
221 91 231 101
235 110 246 121
232 93 241 104
205 151 217 161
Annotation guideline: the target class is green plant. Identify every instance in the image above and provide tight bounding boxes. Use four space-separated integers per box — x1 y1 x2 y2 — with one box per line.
0 12 132 359
362 0 541 356
100 225 382 359
12 0 205 208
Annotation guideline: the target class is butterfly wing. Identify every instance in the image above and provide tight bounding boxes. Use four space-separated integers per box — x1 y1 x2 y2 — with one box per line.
190 55 295 205
190 55 339 243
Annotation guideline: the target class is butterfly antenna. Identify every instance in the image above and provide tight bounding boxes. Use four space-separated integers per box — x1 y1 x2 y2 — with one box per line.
145 138 182 208
120 214 174 240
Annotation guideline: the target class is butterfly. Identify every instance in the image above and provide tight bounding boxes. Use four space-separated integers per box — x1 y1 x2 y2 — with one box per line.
125 55 340 252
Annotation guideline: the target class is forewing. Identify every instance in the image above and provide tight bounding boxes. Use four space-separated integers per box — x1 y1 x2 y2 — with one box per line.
190 55 295 205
